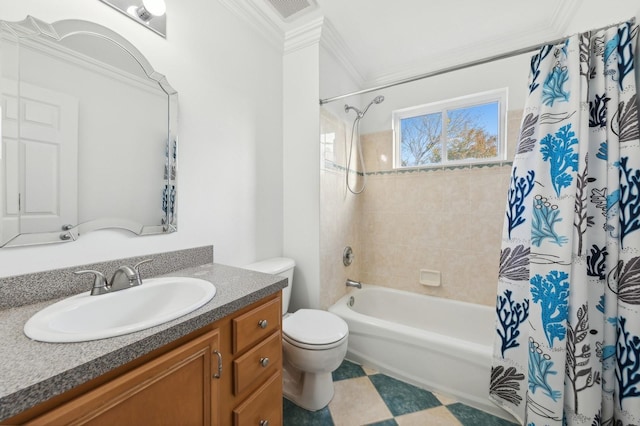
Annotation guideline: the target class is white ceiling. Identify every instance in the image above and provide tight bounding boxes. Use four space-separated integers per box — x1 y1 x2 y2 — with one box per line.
312 0 577 86
219 0 634 88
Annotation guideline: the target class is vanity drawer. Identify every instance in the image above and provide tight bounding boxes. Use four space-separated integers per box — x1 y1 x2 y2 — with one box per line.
233 331 281 396
233 297 280 354
233 371 282 426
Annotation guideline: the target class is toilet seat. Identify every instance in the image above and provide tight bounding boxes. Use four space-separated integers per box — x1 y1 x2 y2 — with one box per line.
283 309 348 350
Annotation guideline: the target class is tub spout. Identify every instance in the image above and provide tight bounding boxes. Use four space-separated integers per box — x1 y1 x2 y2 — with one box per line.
346 278 362 289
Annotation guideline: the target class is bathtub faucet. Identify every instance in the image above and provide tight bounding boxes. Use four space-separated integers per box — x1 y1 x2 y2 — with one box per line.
346 278 362 289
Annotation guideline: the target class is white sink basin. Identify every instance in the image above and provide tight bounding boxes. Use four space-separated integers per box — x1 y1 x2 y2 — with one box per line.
24 277 216 343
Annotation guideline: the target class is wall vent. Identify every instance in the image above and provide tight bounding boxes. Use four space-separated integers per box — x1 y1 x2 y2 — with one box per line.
265 0 317 21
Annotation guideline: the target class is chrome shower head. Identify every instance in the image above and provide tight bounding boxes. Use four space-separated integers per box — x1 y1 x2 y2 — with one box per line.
344 95 384 119
361 95 385 116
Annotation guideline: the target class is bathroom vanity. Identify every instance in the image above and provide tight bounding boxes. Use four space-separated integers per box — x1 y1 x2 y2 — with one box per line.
0 13 285 424
0 248 286 426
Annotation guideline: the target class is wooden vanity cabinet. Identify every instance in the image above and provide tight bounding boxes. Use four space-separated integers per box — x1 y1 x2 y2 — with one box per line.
5 292 283 426
27 330 221 426
227 296 282 426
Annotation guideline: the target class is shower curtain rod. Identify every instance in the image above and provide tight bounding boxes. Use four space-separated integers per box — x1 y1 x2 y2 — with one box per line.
318 19 635 105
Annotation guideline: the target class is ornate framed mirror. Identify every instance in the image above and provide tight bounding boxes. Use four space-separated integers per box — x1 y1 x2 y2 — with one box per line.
0 16 178 247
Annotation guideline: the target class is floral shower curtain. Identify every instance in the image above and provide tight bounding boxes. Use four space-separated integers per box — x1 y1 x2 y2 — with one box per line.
490 20 640 425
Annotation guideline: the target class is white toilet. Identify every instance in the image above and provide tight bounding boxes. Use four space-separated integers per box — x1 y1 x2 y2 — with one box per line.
244 257 348 411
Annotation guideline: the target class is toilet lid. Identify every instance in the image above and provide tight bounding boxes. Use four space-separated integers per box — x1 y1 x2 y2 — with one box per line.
283 309 348 345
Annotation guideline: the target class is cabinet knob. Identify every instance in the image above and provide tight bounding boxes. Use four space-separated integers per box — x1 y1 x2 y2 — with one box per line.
259 420 269 426
260 357 269 368
258 319 268 329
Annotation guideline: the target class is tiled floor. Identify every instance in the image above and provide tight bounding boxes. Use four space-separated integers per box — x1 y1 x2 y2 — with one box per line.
283 360 518 426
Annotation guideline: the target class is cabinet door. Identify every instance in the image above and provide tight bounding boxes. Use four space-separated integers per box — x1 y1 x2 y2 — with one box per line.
27 330 221 426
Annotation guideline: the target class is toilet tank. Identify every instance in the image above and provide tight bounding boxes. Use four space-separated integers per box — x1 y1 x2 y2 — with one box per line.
243 257 295 314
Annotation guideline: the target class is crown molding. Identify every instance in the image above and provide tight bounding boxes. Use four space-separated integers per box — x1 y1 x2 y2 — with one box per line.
217 0 284 51
319 19 365 87
283 15 324 54
218 0 582 90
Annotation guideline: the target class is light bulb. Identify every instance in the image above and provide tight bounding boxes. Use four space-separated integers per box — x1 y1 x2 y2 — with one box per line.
142 0 166 17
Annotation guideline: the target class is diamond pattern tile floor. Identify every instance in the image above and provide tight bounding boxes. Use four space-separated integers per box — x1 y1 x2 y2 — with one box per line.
283 360 518 426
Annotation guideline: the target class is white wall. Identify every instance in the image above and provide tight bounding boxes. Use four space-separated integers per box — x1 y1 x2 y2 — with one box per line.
319 43 362 117
282 21 322 311
0 0 283 277
356 54 531 136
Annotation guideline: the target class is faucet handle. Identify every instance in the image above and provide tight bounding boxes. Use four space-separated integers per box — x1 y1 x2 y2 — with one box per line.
74 270 109 295
133 259 153 284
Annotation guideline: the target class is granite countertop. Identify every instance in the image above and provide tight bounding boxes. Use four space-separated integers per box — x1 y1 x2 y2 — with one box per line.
0 262 287 421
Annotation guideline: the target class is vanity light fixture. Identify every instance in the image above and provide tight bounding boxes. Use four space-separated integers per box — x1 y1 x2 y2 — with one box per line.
98 0 167 38
133 0 166 21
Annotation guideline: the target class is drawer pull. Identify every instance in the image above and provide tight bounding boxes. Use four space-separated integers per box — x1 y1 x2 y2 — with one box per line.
259 420 269 426
258 319 268 329
213 350 223 379
260 357 269 368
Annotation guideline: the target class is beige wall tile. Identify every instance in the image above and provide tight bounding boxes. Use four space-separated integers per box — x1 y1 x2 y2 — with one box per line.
441 169 472 212
345 125 518 306
320 108 515 308
362 130 394 172
320 109 364 308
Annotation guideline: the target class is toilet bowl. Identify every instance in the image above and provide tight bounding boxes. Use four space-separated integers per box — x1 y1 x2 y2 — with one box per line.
282 309 348 410
243 258 349 411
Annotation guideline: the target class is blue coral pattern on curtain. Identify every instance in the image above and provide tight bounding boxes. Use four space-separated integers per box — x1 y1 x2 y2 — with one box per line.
490 20 640 425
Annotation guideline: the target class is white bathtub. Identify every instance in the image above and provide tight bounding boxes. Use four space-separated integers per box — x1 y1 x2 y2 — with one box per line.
328 284 514 421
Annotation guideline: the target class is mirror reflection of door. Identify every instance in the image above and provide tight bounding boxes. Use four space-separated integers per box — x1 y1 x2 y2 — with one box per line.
0 17 178 247
1 79 78 241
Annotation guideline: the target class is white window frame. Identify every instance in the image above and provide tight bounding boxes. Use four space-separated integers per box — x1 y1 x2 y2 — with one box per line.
392 88 508 169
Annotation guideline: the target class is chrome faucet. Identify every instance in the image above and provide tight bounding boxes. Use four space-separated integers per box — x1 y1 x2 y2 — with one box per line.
109 265 139 291
346 278 362 289
75 259 153 295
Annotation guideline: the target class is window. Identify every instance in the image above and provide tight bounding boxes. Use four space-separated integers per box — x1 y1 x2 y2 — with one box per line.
393 89 507 168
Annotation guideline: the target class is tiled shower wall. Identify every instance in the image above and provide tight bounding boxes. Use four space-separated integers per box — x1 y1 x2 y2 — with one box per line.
357 136 512 307
319 109 362 309
320 108 522 308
